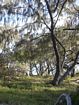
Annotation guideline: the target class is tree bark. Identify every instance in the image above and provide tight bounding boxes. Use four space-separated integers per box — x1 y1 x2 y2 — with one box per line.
71 68 75 77
51 26 60 85
58 51 79 84
29 62 33 76
45 0 60 85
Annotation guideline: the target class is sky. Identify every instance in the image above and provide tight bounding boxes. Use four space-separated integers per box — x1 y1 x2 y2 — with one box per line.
0 0 79 40
0 0 79 27
76 0 79 5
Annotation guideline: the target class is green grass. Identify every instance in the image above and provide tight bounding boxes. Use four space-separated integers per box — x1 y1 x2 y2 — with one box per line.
0 75 79 105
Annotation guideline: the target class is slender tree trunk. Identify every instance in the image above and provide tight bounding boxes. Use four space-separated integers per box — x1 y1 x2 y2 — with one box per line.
39 62 43 76
29 62 33 76
34 63 39 76
71 68 75 77
45 0 60 85
51 27 60 85
46 61 50 75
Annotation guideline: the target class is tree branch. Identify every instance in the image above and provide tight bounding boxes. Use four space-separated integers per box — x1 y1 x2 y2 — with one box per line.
53 0 60 13
45 0 54 25
54 93 72 105
41 17 51 31
72 3 79 12
54 0 67 27
63 28 79 30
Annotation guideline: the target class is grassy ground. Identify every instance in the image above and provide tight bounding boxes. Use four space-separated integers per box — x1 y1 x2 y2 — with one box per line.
0 75 79 105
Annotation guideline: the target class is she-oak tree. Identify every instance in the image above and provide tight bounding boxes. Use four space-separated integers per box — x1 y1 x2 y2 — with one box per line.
44 0 79 85
0 0 79 85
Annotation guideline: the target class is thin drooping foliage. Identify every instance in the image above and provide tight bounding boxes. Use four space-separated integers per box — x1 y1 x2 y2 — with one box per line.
0 0 79 85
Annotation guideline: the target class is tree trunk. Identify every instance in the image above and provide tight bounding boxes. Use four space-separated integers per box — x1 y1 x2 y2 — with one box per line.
58 51 79 84
51 26 60 85
29 62 33 76
45 0 60 85
71 68 75 77
46 60 50 75
34 63 39 76
39 62 43 76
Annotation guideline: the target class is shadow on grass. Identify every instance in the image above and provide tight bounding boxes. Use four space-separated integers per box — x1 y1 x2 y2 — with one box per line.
0 80 77 105
0 76 79 105
0 87 70 105
0 78 33 90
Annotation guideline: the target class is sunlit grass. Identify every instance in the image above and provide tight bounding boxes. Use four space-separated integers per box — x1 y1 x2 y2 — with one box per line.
0 75 79 105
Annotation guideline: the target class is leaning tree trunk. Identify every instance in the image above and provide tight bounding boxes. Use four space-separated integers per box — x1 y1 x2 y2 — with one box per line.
58 51 79 84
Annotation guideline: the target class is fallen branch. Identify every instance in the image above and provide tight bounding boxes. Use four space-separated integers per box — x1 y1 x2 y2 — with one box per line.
54 93 72 105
